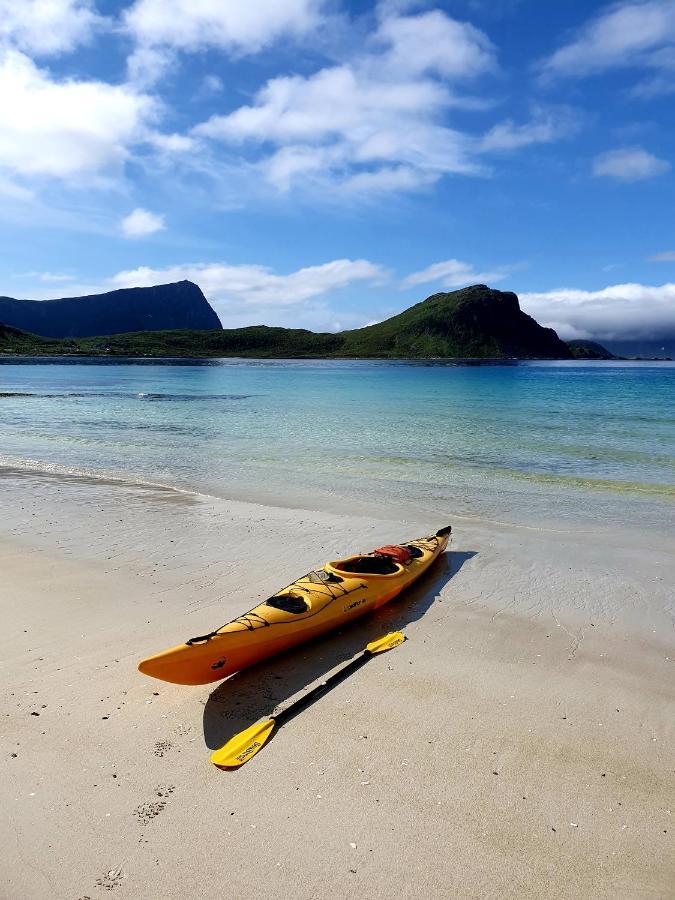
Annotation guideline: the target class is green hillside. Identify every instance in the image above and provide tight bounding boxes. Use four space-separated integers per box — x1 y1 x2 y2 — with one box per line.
0 323 73 354
79 326 342 357
1 284 573 359
0 323 340 358
567 340 616 360
340 284 570 358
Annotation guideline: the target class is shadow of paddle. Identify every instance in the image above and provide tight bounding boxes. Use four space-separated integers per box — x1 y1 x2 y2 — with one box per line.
202 549 477 750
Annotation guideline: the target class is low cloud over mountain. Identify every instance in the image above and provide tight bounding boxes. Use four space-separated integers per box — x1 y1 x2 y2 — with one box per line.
520 282 675 342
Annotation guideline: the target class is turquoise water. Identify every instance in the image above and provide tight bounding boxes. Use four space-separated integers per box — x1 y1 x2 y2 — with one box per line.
1 359 673 528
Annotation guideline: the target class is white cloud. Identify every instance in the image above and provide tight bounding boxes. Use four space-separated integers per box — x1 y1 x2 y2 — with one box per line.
0 0 103 56
539 1 675 95
126 0 324 51
146 132 195 154
109 258 387 307
126 45 173 87
196 66 447 146
520 283 675 340
481 106 579 151
192 9 496 194
372 9 495 79
37 271 76 282
649 251 675 261
402 258 509 289
125 0 326 83
592 147 670 180
203 74 224 93
120 207 165 238
540 1 675 76
340 164 438 195
11 270 76 283
0 49 156 180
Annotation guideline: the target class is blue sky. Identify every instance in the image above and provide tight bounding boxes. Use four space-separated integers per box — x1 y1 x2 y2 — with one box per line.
1 0 674 341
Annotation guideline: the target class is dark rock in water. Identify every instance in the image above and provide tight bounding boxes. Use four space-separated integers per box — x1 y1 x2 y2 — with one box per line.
567 340 616 360
0 281 221 338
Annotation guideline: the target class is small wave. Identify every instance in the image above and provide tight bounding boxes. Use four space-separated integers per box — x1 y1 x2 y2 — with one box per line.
0 392 37 397
0 454 202 499
0 390 253 401
134 392 252 401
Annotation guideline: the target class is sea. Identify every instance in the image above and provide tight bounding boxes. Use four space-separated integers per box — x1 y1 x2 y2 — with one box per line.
1 358 673 531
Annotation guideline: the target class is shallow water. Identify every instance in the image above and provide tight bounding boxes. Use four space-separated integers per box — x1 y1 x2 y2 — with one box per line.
1 358 673 529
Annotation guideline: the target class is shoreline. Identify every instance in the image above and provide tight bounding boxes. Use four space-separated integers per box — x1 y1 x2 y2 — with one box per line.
2 467 674 897
2 450 674 541
2 354 674 364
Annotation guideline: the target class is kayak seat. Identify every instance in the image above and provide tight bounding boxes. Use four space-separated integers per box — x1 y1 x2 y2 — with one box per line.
332 555 401 575
265 593 310 614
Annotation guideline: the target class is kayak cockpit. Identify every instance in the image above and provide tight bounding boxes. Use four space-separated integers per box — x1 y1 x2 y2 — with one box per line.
327 555 403 576
328 541 428 577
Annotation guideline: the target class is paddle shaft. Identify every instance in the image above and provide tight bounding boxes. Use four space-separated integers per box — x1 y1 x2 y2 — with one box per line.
273 649 374 729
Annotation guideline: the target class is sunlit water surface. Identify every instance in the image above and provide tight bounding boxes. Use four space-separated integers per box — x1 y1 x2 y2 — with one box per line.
1 358 673 530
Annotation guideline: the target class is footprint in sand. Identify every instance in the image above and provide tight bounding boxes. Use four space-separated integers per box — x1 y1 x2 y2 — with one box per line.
94 865 124 890
153 739 173 757
133 786 175 825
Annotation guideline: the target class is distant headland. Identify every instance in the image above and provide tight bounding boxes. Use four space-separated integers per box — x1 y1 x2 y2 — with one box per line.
0 282 624 360
0 281 221 338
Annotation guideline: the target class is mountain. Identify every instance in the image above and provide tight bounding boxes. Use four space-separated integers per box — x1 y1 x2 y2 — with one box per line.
1 284 574 359
340 284 571 358
566 340 616 360
0 281 221 338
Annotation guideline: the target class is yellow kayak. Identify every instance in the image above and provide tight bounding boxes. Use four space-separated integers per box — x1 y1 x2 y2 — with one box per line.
138 526 451 685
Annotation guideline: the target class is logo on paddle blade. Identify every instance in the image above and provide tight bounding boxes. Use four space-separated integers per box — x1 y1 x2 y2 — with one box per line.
236 741 261 762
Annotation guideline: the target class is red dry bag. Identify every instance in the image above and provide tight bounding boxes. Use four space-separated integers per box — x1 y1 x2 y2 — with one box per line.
373 544 412 565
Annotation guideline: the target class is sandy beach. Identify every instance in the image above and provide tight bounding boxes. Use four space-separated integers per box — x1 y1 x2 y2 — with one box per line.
1 467 673 899
3 0 675 894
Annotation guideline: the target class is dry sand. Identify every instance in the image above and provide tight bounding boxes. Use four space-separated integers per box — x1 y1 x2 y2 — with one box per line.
1 468 674 899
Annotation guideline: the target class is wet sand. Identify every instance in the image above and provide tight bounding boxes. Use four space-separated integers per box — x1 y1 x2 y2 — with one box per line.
1 469 674 898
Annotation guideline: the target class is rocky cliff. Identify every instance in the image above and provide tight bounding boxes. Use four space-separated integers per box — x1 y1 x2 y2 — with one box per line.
0 281 221 338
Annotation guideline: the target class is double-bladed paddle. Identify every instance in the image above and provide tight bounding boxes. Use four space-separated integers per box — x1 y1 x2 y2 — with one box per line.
210 630 406 768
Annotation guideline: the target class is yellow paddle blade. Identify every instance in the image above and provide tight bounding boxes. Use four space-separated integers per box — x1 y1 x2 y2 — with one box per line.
366 631 405 655
211 633 405 768
210 719 276 768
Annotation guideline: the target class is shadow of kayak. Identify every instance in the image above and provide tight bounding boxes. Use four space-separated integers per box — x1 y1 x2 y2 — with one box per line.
202 548 477 750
